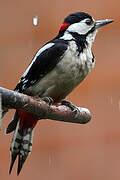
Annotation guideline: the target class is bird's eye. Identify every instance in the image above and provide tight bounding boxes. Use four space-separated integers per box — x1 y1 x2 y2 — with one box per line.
85 19 93 25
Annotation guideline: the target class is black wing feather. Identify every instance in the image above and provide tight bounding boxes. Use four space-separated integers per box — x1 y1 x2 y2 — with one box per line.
15 40 68 92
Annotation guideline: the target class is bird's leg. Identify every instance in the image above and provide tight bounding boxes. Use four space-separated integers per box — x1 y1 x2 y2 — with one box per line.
61 100 80 114
41 97 54 105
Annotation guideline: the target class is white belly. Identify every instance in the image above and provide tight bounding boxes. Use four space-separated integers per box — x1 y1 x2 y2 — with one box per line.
26 41 95 102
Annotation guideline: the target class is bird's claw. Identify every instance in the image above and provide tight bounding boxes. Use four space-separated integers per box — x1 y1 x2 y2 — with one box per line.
41 97 54 105
72 107 80 115
61 100 79 115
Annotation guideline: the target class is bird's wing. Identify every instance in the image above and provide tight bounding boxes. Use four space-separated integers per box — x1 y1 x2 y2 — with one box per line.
15 40 68 93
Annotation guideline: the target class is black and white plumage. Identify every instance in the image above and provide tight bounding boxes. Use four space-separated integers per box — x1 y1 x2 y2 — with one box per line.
6 12 113 175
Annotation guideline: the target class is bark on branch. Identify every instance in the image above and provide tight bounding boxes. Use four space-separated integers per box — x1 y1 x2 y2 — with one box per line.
0 86 91 124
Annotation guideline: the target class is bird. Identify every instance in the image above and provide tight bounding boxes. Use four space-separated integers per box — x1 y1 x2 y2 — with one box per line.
5 12 113 175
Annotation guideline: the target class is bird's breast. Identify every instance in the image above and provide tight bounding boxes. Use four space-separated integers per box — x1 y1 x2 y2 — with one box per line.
26 41 95 102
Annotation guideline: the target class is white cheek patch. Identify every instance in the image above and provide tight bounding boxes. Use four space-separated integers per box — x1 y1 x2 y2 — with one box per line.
67 19 94 35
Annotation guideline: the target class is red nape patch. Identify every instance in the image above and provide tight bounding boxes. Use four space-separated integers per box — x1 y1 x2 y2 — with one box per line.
59 23 70 31
17 110 38 130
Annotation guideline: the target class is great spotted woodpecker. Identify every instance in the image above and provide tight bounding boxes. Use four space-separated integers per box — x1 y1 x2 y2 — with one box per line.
6 12 113 175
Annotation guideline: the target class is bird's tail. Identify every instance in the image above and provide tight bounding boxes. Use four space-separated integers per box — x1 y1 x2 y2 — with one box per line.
6 110 38 175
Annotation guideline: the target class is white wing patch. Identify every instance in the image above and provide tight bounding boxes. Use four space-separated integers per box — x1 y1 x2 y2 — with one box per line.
22 43 54 78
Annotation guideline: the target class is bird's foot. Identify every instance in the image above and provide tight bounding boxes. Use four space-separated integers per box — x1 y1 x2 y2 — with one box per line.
61 100 79 115
41 97 54 105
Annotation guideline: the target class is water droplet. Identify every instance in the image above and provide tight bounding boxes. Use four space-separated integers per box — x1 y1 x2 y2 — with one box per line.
33 16 38 26
110 97 113 104
48 154 52 167
118 100 120 111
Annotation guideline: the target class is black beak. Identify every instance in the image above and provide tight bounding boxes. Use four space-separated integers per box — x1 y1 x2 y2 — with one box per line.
95 19 114 29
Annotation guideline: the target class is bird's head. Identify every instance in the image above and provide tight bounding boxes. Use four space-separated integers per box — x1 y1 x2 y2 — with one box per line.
59 12 114 43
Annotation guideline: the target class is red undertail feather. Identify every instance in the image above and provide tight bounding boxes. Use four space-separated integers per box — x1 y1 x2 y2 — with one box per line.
17 110 38 130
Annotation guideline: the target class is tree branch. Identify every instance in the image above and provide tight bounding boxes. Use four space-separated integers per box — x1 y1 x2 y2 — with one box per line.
0 86 91 124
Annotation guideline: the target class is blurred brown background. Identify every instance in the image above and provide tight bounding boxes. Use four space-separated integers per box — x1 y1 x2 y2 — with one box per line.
0 0 120 179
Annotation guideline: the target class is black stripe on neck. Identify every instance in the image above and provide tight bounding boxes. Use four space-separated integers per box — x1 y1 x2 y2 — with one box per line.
69 32 88 53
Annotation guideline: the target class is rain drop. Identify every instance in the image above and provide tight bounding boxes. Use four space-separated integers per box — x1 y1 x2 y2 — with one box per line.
118 100 120 111
110 96 113 105
48 153 52 167
33 16 38 26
